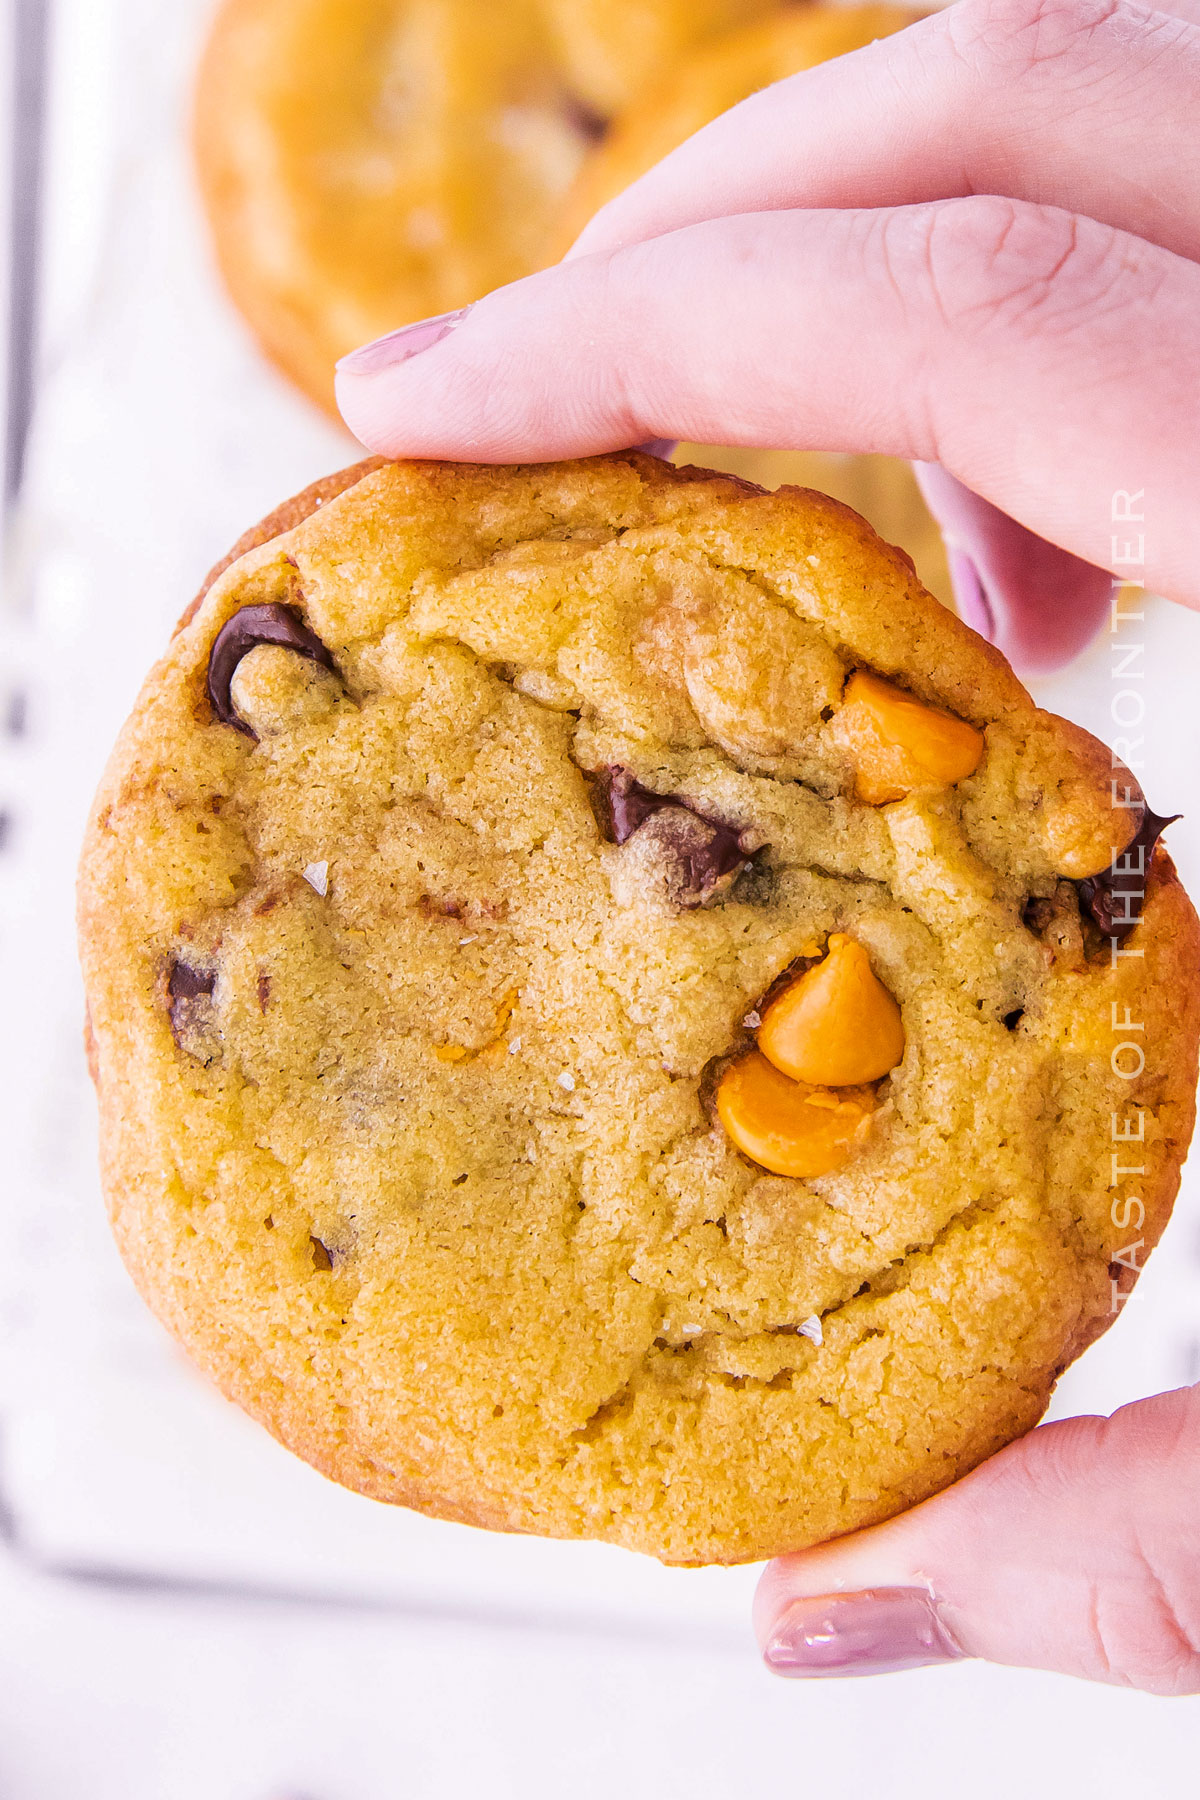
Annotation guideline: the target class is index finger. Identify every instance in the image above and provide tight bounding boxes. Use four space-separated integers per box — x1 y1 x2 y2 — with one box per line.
336 196 1200 609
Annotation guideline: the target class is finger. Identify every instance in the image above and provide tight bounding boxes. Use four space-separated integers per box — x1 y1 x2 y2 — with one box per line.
570 0 1200 267
336 198 1200 609
913 465 1114 674
753 1384 1200 1693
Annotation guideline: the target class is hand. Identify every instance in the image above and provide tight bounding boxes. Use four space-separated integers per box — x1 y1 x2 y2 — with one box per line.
337 0 1200 673
754 1382 1200 1692
336 0 1200 1686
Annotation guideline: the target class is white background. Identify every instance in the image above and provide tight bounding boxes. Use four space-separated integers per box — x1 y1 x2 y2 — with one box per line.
2 1 1200 1795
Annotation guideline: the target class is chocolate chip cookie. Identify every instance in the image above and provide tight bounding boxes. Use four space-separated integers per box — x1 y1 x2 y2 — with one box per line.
78 454 1200 1565
194 0 775 416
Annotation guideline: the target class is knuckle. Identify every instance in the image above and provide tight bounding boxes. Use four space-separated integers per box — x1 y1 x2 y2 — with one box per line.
1094 1553 1200 1695
909 196 1138 339
1091 1399 1200 1694
946 0 1123 83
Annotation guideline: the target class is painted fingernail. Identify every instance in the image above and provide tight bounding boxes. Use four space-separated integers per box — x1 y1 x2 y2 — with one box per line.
336 308 469 375
946 546 996 643
763 1588 966 1679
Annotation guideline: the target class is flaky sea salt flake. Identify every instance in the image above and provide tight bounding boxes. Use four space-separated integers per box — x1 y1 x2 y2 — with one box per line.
797 1314 823 1346
557 1070 576 1092
302 860 328 896
742 1010 762 1030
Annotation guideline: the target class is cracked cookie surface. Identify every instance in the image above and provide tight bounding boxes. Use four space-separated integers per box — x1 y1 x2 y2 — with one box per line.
78 453 1200 1564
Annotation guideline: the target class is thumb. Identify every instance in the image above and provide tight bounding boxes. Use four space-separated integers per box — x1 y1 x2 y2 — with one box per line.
754 1384 1200 1693
913 464 1114 676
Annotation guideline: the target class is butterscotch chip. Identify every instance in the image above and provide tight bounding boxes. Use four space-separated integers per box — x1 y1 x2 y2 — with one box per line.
78 454 1200 1565
757 933 905 1086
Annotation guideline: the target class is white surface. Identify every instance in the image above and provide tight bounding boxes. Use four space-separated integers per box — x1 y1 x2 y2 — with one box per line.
2 0 1200 1794
5 1544 1200 1800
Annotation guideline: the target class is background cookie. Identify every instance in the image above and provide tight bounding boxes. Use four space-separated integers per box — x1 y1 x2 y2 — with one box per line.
78 454 1200 1565
194 0 952 603
538 0 779 115
195 0 778 416
556 3 921 248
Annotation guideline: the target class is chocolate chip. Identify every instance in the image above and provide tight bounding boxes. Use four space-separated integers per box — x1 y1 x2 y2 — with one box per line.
167 959 215 1004
599 766 757 907
634 808 750 909
1022 897 1055 935
166 958 219 1062
207 603 336 738
603 767 674 844
1077 805 1181 941
310 1235 334 1271
561 91 607 143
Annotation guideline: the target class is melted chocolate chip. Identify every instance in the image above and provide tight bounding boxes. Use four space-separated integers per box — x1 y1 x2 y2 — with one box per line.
642 809 748 909
602 766 752 858
600 766 757 909
207 603 336 738
167 960 215 1004
310 1235 334 1272
166 958 219 1063
1076 805 1181 941
603 768 673 843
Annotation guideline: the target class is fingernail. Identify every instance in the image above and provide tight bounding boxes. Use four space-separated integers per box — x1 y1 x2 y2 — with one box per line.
946 545 996 643
633 439 677 460
763 1588 966 1679
336 308 469 375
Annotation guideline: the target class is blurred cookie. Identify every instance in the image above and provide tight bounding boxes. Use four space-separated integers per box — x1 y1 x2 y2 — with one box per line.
195 0 778 415
79 454 1199 1564
558 3 920 247
539 0 778 115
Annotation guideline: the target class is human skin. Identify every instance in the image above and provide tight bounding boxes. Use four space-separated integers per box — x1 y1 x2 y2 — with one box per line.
335 0 1200 1689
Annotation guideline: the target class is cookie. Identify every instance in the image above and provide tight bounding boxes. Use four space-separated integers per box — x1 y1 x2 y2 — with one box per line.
78 454 1200 1565
557 3 921 250
538 0 778 116
194 0 776 416
669 445 955 612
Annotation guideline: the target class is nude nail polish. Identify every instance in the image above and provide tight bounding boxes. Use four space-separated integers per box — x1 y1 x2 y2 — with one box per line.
763 1588 966 1679
336 308 469 375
